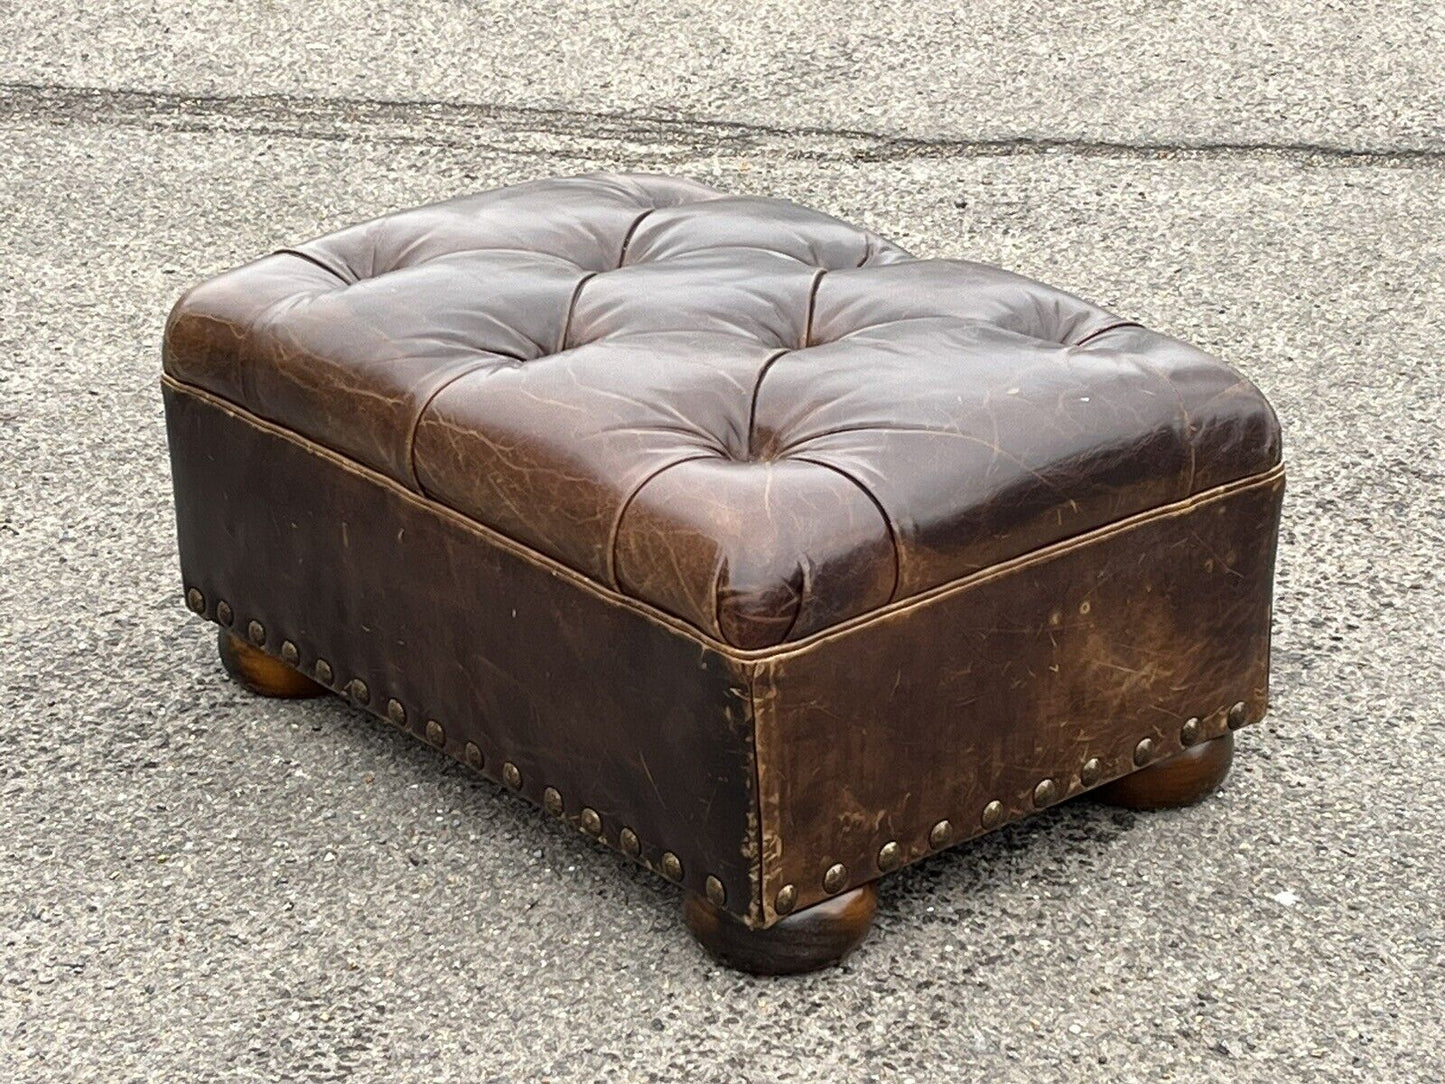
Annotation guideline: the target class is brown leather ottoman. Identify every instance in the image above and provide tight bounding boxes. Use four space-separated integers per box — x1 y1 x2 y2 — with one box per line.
162 173 1284 974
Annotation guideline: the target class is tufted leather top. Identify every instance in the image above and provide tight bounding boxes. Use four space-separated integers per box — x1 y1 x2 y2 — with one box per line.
165 173 1281 650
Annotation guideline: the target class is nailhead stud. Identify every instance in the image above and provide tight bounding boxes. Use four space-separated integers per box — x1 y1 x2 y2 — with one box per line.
1133 737 1157 767
877 841 902 872
501 762 522 789
247 620 265 646
929 819 952 849
981 800 1004 828
1180 717 1202 746
464 742 484 770
705 875 727 907
579 807 602 836
185 588 205 614
660 852 683 882
279 640 299 667
1033 778 1058 808
1080 757 1102 787
619 827 641 858
345 678 370 705
425 720 445 747
386 699 407 726
775 883 798 915
215 601 234 626
1228 701 1248 730
542 786 563 815
823 862 848 894
313 659 334 685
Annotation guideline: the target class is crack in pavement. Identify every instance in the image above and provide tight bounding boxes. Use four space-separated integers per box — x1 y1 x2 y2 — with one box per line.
3 81 1443 166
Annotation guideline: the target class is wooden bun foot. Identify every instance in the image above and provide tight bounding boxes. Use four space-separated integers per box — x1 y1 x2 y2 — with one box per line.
218 629 327 699
1095 732 1234 811
683 883 877 975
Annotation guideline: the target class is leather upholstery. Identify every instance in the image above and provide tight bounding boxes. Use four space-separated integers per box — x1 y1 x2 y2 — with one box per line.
164 385 761 911
165 173 1281 651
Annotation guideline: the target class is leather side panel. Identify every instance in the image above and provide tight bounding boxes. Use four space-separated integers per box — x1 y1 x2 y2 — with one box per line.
164 382 762 922
753 469 1284 922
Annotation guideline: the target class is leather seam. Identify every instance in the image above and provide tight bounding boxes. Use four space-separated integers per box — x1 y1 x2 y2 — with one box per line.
605 453 717 593
745 269 825 459
616 206 658 267
1080 323 1198 498
162 374 1283 662
557 271 598 354
274 247 353 284
744 348 792 460
804 267 826 347
788 454 902 605
1072 320 1143 347
402 360 508 495
745 662 771 929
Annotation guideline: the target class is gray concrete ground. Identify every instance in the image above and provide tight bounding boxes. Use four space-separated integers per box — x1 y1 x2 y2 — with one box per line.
2 4 1443 1081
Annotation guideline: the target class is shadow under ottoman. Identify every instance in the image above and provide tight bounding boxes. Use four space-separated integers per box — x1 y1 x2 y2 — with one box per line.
163 173 1284 974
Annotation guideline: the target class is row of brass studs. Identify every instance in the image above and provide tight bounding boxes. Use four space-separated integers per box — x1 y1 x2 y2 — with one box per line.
190 586 729 907
773 702 1252 916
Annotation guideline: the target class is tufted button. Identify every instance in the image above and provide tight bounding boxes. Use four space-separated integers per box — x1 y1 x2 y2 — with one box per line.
166 173 1282 652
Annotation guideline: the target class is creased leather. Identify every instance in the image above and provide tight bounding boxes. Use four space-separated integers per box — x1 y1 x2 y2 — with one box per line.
751 468 1284 920
165 383 762 918
163 174 1286 928
165 173 1280 650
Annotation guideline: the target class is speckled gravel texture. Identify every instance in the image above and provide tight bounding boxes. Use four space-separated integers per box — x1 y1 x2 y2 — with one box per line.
1 7 1443 1082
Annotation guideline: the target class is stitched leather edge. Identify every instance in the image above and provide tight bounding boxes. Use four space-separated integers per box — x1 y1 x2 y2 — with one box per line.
162 373 1285 663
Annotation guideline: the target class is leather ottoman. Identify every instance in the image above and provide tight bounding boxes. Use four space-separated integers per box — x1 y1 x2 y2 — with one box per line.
162 173 1284 974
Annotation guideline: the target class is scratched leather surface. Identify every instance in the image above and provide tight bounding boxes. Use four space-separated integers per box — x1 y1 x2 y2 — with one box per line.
164 385 762 915
164 173 1281 650
751 469 1284 921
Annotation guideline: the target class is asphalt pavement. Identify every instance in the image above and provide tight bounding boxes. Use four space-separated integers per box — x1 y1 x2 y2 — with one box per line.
1 4 1442 1081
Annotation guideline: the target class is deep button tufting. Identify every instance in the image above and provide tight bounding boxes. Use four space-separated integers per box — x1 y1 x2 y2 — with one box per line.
621 196 909 270
165 172 1282 650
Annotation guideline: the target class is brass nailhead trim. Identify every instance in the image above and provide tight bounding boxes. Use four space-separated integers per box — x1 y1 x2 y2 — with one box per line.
279 640 299 667
247 620 266 645
660 852 683 882
1134 737 1156 767
929 819 952 849
1080 757 1102 787
313 659 334 685
543 787 563 815
822 862 847 894
619 827 640 858
877 841 902 872
1181 717 1202 746
215 601 234 627
464 742 484 770
705 875 727 907
775 884 798 915
501 762 522 789
579 807 602 835
425 719 445 747
345 678 370 705
185 588 205 614
1228 701 1248 730
386 699 407 726
981 800 1004 829
1033 778 1058 808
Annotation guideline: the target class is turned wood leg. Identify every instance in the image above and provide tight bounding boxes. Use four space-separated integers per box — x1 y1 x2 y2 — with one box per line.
1095 732 1234 811
683 883 877 975
217 629 328 699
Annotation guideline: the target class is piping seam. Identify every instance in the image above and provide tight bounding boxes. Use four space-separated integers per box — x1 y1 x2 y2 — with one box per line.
163 374 1283 662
